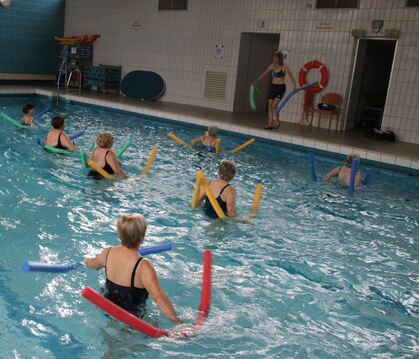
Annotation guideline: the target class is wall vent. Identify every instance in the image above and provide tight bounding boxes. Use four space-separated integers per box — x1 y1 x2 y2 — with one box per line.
204 71 227 100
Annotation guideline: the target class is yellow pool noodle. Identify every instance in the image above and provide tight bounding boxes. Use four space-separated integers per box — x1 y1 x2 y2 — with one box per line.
168 132 188 146
200 174 226 218
141 146 158 176
230 138 256 153
215 138 222 154
87 160 116 180
249 184 262 218
191 171 203 208
191 170 226 218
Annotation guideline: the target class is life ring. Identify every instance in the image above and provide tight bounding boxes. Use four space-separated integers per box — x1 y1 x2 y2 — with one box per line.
298 61 328 93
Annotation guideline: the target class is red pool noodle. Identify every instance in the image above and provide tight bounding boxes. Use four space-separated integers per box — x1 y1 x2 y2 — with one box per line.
81 250 212 338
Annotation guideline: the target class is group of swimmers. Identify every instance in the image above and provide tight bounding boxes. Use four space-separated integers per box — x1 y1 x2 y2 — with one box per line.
14 102 362 329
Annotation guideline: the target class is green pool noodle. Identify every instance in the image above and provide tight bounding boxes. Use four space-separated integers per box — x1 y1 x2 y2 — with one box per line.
80 149 88 168
249 86 261 111
0 112 25 128
44 145 81 158
117 140 132 159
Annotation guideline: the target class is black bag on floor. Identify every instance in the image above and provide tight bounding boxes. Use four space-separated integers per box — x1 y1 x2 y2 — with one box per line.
318 103 337 111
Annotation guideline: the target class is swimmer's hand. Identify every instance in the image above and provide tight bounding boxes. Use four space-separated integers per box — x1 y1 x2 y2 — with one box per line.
169 324 198 338
83 257 94 267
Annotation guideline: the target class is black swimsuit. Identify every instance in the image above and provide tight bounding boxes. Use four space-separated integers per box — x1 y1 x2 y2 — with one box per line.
87 150 115 179
104 248 149 317
203 183 230 218
55 132 68 150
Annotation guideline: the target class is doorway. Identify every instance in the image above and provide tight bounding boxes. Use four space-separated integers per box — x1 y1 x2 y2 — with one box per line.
346 39 396 131
233 33 280 112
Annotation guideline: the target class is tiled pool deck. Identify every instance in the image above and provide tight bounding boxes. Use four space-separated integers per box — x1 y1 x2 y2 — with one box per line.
1 85 418 175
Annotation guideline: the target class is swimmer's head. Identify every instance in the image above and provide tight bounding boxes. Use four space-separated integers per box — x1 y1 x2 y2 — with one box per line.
273 51 284 65
51 116 65 129
346 153 360 167
219 160 236 182
96 131 114 148
208 126 219 137
117 213 147 249
23 104 35 114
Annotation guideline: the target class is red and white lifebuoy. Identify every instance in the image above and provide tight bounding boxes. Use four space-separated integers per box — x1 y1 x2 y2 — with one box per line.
298 61 328 93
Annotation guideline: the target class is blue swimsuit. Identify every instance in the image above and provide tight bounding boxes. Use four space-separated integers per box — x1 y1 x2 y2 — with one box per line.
199 136 216 153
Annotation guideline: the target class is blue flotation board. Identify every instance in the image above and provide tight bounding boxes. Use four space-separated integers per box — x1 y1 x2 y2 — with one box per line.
121 70 166 100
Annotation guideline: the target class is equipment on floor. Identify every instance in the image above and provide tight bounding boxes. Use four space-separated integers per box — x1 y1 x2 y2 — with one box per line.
121 70 165 100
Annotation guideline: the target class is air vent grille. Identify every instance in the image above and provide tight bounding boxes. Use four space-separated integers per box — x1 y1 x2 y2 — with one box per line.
204 71 227 100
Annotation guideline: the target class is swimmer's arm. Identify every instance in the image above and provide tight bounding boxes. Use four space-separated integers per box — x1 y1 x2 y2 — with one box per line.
197 185 206 204
355 171 362 188
191 136 203 147
226 187 238 217
284 65 297 90
324 167 339 181
140 259 182 325
107 151 128 179
61 133 79 150
84 247 110 269
252 65 272 86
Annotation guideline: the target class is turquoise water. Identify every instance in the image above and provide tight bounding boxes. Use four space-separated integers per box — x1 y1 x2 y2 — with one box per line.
0 96 418 358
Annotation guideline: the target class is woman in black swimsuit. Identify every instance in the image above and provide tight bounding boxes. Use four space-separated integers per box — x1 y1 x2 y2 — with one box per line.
88 131 127 179
252 51 297 129
197 160 238 217
84 213 183 323
45 116 79 151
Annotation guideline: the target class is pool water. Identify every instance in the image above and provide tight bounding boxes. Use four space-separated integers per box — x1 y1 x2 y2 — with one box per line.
0 96 418 358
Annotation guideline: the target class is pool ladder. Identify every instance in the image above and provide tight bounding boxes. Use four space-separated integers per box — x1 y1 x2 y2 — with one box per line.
56 58 81 103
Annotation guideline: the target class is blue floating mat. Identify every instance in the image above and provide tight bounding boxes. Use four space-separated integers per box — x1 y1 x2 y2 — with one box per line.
121 70 166 100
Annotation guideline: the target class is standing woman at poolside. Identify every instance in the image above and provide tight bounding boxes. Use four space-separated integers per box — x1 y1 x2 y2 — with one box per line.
251 51 297 129
88 131 128 179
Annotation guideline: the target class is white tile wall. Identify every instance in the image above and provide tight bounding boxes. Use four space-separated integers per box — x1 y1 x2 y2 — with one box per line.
64 0 419 144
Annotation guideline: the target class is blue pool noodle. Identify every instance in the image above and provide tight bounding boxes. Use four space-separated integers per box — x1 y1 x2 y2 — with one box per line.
36 137 42 146
275 82 318 114
349 158 359 193
22 243 172 273
361 173 371 186
69 131 85 141
35 105 52 119
308 153 318 181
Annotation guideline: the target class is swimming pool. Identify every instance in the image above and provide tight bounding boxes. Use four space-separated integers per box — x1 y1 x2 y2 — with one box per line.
0 96 418 358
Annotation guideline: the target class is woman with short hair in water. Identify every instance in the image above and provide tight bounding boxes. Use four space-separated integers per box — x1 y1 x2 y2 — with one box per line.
191 126 219 153
88 131 127 179
198 160 238 217
324 153 362 188
45 116 79 150
84 213 182 324
21 104 37 127
251 51 297 129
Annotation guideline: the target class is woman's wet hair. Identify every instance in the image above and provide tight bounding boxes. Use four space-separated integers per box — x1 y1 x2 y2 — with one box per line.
51 116 65 129
219 160 236 181
23 104 35 114
96 131 114 148
346 153 360 167
208 126 219 136
117 213 147 249
273 51 284 65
